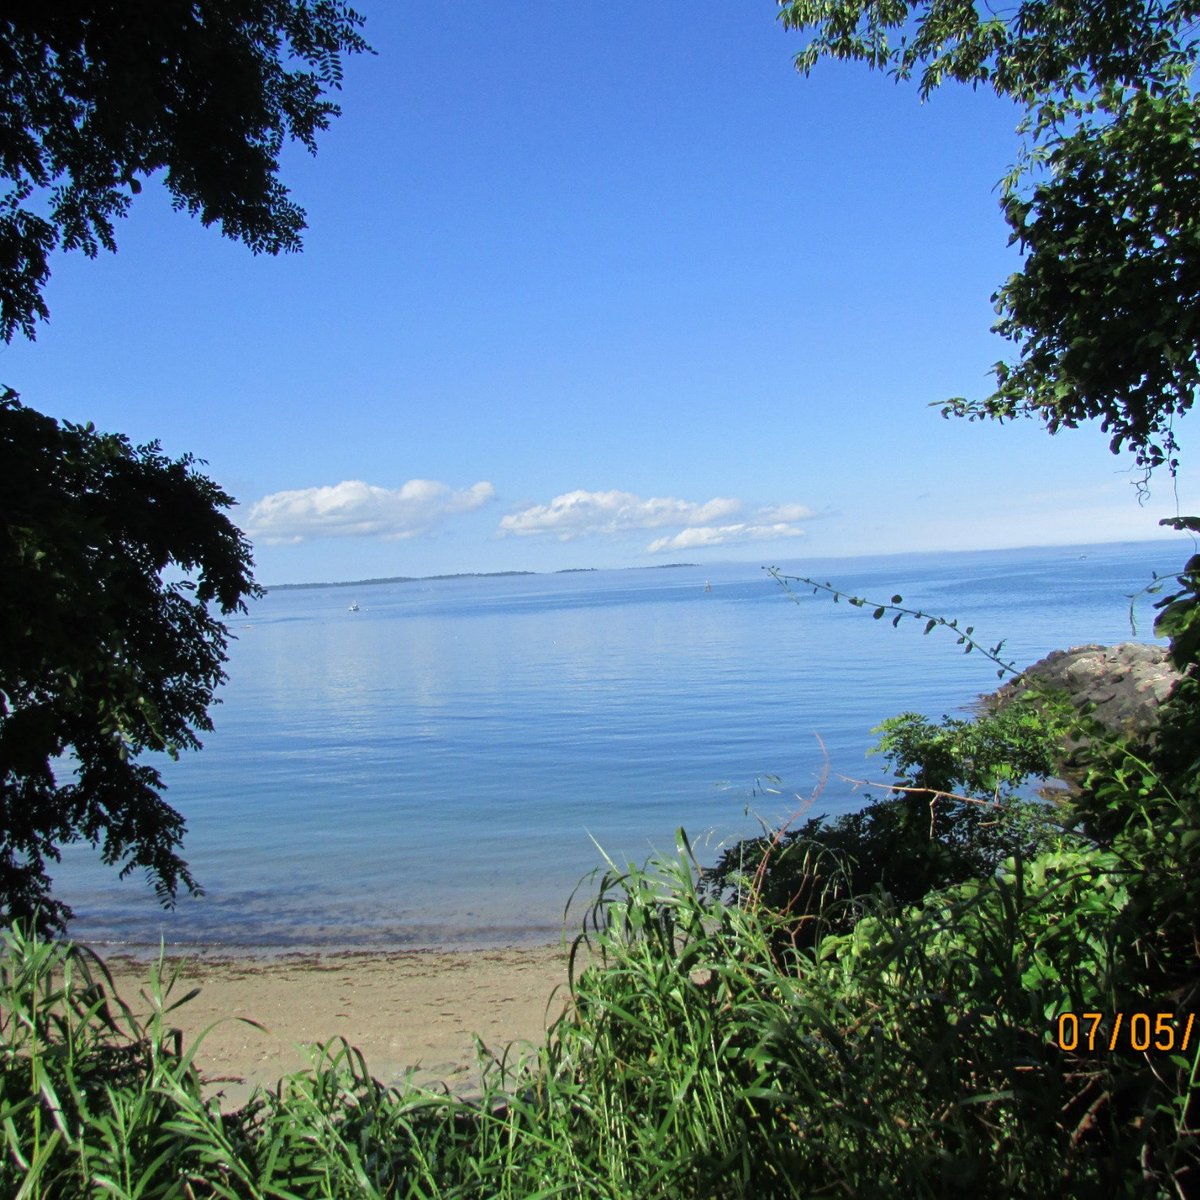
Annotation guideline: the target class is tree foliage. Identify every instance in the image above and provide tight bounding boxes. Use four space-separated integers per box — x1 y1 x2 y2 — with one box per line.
778 0 1200 473
0 390 261 930
0 0 370 341
0 3 368 925
750 15 1200 1174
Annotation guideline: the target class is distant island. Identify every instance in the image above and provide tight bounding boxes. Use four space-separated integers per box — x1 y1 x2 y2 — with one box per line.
267 570 536 592
266 564 701 592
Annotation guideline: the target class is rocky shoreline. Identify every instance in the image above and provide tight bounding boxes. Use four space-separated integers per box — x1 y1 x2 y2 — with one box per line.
992 642 1181 741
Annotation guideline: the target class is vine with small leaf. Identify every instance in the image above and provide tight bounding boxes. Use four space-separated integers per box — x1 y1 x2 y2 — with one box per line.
765 564 1020 679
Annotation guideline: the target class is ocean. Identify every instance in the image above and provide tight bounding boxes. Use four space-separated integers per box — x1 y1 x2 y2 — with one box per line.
52 538 1190 955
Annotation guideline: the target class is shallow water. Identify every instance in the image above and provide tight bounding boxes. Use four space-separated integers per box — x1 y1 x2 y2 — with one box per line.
53 538 1188 953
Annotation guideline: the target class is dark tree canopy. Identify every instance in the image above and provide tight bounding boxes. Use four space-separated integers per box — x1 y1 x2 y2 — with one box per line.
0 390 262 929
0 0 370 341
0 3 369 927
779 0 1200 474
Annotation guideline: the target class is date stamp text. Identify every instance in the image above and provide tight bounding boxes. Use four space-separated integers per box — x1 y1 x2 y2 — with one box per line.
1052 1011 1196 1054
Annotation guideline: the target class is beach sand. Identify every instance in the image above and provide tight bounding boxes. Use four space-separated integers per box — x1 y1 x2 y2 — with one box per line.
104 945 573 1108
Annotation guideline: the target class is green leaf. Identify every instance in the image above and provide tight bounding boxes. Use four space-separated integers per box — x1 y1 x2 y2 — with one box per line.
1160 515 1200 533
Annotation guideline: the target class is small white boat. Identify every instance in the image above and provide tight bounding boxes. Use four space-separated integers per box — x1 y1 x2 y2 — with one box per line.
348 601 360 612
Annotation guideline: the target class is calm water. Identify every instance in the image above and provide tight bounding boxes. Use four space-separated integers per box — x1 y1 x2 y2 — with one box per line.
54 539 1190 954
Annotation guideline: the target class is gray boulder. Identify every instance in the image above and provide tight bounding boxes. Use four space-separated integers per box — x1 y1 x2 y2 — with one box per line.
992 642 1182 741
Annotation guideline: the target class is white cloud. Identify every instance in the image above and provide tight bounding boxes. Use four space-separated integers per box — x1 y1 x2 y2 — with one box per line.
647 523 806 554
499 488 810 553
754 502 815 523
245 479 496 543
499 489 743 540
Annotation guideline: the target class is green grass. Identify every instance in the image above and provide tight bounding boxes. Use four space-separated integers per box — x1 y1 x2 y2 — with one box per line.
1 830 1195 1197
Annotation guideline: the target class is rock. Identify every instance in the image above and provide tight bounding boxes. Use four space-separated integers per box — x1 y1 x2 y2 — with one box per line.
991 642 1183 741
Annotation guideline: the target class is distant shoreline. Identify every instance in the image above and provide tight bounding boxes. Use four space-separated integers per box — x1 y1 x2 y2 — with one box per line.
260 535 1188 594
267 569 535 592
265 564 700 592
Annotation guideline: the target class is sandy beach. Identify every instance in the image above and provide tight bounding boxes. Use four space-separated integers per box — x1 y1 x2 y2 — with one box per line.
104 944 573 1107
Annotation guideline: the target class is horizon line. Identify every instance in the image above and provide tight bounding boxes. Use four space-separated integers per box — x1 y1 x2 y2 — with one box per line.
260 534 1189 592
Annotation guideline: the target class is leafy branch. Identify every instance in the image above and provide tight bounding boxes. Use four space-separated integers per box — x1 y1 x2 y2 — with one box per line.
765 566 1019 679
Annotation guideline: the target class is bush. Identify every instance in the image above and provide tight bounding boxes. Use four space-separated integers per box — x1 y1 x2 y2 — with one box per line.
704 694 1077 947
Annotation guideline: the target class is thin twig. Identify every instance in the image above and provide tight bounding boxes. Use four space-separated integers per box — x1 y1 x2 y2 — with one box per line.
749 733 830 908
836 775 1006 812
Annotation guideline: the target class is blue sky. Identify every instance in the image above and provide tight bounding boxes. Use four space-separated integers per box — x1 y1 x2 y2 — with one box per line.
1 2 1194 584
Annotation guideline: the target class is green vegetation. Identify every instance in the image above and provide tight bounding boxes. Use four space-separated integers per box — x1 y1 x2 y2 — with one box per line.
779 0 1200 476
0 391 260 931
0 1 370 341
1 732 1195 1198
703 692 1079 947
